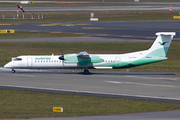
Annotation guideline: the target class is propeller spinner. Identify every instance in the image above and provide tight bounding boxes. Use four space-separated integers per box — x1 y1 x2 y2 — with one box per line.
59 50 64 60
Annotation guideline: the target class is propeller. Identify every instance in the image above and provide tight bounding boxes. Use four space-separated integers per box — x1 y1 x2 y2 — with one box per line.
59 49 64 60
59 49 65 66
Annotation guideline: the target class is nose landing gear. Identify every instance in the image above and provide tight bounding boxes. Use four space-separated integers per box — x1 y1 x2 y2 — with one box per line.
11 69 15 73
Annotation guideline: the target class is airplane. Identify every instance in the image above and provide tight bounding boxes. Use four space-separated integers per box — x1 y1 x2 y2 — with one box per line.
4 32 175 74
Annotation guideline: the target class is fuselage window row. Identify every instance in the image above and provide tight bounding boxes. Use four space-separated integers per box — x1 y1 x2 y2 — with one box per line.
105 60 116 62
35 60 61 63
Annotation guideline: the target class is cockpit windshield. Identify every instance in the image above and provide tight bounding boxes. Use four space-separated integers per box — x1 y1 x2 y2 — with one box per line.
12 58 22 61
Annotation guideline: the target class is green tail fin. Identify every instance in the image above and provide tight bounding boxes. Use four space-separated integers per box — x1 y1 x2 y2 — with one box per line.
147 32 175 57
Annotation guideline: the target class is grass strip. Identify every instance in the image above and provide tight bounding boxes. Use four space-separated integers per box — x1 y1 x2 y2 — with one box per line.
0 89 180 119
0 41 180 72
0 10 179 23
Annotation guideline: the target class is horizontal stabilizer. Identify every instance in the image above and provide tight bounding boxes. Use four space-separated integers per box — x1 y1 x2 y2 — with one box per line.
156 32 176 36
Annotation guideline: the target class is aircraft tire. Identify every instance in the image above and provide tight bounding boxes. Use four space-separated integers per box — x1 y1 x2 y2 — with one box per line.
84 70 89 74
11 70 15 73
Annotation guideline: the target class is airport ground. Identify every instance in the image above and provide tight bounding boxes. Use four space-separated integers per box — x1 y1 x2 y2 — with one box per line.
0 10 180 22
0 68 180 119
1 21 180 39
0 2 180 120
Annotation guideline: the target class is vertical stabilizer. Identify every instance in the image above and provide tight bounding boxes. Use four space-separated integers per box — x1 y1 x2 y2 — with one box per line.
148 32 175 57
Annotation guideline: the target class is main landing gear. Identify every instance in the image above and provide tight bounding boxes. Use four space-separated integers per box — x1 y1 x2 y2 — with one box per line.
11 69 15 73
83 67 89 74
84 69 89 74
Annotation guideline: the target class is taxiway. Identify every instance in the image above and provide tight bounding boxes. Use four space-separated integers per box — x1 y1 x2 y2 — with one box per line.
0 67 180 103
1 21 180 40
1 6 180 12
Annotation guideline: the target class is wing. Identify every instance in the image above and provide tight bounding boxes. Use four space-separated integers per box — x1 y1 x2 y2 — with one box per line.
77 51 104 65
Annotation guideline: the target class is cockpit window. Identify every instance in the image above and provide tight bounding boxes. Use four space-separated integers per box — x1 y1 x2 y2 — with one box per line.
13 58 22 61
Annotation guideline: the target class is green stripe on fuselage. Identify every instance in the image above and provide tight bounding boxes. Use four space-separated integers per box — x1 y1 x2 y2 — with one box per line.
124 57 167 68
94 57 166 69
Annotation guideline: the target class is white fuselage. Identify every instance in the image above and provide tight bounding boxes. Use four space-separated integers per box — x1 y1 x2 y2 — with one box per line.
4 55 77 69
4 50 154 70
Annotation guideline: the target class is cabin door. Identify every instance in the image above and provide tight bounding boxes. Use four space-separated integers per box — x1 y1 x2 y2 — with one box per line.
116 57 121 67
27 57 32 67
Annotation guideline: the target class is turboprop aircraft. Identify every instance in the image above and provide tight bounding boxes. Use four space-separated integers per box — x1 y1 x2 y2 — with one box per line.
4 32 175 74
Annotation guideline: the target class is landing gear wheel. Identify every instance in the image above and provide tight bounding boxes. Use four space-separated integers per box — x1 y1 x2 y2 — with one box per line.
84 70 89 75
11 69 15 73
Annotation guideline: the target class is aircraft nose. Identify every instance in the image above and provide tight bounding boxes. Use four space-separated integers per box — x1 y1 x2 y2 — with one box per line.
4 62 12 68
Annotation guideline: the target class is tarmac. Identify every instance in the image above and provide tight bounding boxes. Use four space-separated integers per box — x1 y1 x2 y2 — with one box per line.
0 68 180 103
0 68 180 120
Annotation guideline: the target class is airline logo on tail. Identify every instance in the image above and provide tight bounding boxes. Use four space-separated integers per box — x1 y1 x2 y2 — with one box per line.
159 42 167 45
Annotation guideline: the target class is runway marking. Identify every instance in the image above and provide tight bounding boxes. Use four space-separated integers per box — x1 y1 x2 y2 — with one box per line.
50 32 62 33
0 84 180 101
96 34 109 36
38 24 56 26
75 23 90 25
37 23 89 27
105 81 180 88
105 81 134 84
61 24 74 26
120 35 133 37
0 24 11 25
14 23 20 25
146 37 156 39
124 75 178 81
82 27 104 29
92 33 179 41
73 33 85 35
